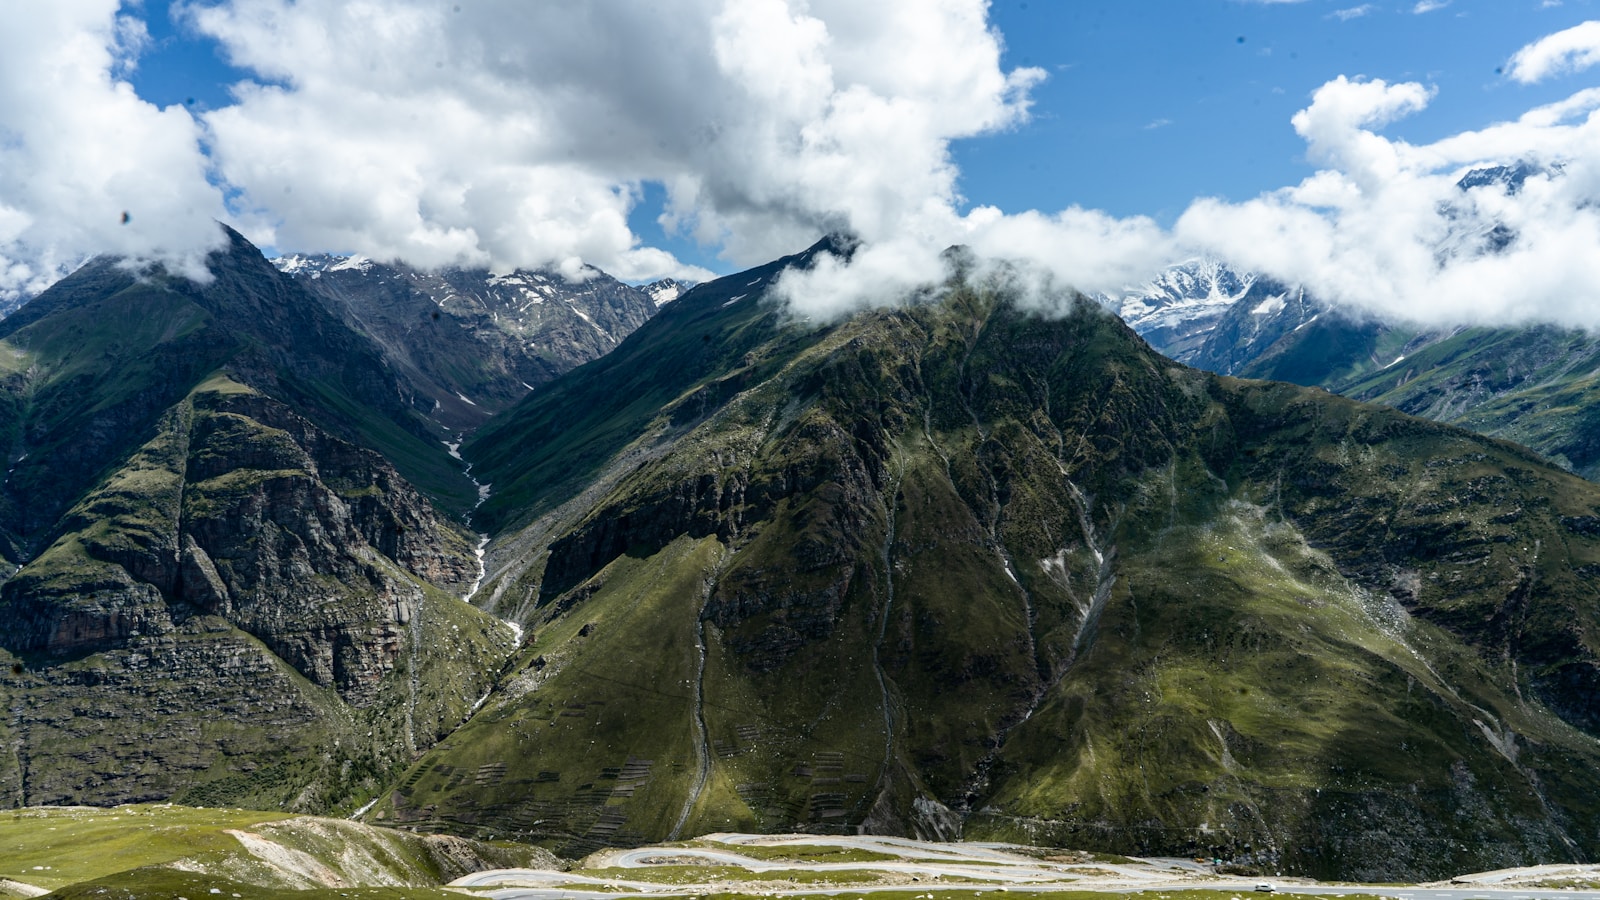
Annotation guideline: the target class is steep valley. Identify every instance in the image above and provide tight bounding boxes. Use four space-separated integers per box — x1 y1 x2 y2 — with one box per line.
274 254 668 432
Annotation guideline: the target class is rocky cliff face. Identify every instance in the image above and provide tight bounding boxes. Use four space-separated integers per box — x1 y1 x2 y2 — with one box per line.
275 255 662 431
371 251 1600 879
2 378 474 689
0 229 515 812
0 375 512 810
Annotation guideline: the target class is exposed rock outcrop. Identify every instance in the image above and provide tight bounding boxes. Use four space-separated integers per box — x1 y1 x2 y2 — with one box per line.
1 380 475 704
0 377 511 811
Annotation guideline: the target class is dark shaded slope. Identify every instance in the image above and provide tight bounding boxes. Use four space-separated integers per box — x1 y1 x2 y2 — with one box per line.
0 257 237 560
0 227 477 562
465 237 851 533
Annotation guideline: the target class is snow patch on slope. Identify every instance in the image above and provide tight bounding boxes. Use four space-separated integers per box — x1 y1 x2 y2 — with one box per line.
1252 294 1286 316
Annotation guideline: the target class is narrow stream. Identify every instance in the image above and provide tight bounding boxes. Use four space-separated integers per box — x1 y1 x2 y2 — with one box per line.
670 546 729 840
445 436 493 602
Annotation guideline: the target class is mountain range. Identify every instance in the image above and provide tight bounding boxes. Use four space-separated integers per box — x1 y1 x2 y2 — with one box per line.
3 230 1600 881
273 254 672 432
1101 164 1600 483
1112 257 1600 483
0 230 509 811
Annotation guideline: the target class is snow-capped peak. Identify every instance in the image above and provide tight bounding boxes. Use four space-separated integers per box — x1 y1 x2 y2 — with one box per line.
273 254 318 275
270 253 373 277
642 278 693 307
1098 258 1257 334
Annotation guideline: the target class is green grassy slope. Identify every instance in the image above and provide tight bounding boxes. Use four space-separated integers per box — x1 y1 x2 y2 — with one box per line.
1328 326 1600 481
0 804 550 895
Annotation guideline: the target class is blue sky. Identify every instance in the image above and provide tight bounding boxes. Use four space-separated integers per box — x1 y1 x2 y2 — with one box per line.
972 0 1598 219
112 0 1600 275
127 1 249 113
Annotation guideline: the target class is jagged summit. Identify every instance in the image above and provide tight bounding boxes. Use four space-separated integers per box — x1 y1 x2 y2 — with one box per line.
273 251 379 276
640 277 693 307
1094 258 1257 358
1103 162 1555 354
1456 161 1550 194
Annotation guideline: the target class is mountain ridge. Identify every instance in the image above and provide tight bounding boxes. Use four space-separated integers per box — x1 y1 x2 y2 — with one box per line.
1112 257 1600 485
364 256 1600 879
0 228 514 813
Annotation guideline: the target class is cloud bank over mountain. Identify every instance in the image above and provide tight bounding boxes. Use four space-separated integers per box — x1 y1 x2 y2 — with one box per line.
189 0 1050 285
1179 71 1600 327
4 3 1600 328
0 1 226 302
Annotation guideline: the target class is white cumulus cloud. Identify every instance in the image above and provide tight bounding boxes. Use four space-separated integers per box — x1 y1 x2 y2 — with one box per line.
1329 6 1377 22
1506 20 1600 84
8 4 1600 334
0 1 226 303
1174 73 1600 327
181 0 1050 287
